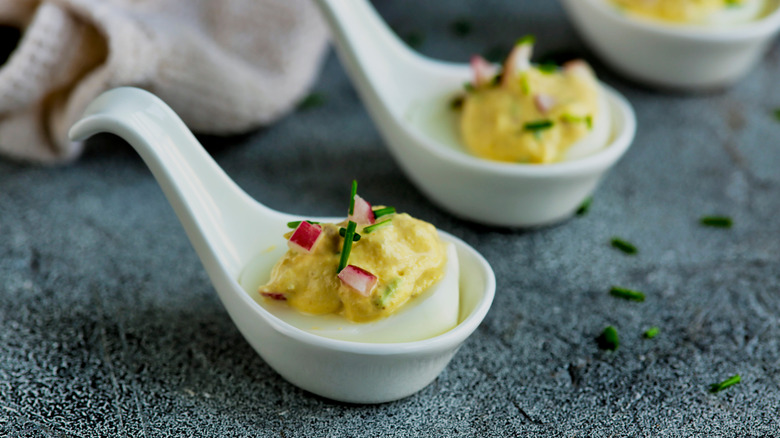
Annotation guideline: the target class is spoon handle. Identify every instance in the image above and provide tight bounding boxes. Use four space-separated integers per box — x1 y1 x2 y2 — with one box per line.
315 0 430 115
68 87 272 275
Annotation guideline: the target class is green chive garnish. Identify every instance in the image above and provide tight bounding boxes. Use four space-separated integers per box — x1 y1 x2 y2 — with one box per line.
297 92 326 110
576 197 592 216
451 19 472 37
537 62 557 74
517 34 536 46
364 219 392 234
463 82 476 93
373 206 396 219
451 96 465 110
519 72 531 95
338 221 357 272
610 237 638 255
773 108 780 121
709 374 741 393
643 326 659 339
609 286 645 302
375 278 401 309
596 326 619 351
700 216 733 228
338 227 361 241
287 220 319 229
348 180 357 215
523 119 554 133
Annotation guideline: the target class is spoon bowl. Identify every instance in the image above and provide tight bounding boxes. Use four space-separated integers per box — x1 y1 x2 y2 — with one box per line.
69 87 495 404
316 0 636 227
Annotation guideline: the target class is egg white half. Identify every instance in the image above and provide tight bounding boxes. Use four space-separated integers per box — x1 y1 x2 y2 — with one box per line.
240 243 460 343
562 84 612 161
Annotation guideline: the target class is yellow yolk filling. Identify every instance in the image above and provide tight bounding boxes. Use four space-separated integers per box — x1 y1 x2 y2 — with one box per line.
257 213 446 323
460 66 600 164
610 0 749 23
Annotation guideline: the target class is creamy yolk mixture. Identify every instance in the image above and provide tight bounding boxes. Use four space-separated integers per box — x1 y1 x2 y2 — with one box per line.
258 213 446 323
460 65 600 164
610 0 753 23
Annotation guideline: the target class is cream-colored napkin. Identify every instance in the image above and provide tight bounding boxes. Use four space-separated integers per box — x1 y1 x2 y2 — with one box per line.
0 0 329 163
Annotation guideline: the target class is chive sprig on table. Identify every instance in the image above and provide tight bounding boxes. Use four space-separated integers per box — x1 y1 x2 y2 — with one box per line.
699 216 733 228
610 237 638 254
709 374 741 393
609 286 645 302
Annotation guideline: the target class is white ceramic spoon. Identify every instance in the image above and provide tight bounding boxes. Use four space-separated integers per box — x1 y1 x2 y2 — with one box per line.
316 0 636 227
68 87 495 404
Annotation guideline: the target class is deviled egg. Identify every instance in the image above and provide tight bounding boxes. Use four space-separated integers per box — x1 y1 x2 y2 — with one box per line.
457 36 611 164
241 181 459 343
608 0 770 26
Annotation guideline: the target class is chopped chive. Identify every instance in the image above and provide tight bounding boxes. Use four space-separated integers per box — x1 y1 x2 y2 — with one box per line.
338 221 357 272
519 72 531 95
609 286 645 302
576 197 592 216
287 220 319 228
537 62 558 74
372 206 396 218
643 326 659 339
364 219 392 234
348 180 357 215
463 82 476 93
516 34 536 46
338 227 361 241
610 237 638 255
523 119 554 133
451 19 472 37
451 95 465 109
700 216 733 228
297 92 326 110
709 374 741 393
773 108 780 121
596 326 619 351
585 115 593 130
375 278 401 309
724 0 740 6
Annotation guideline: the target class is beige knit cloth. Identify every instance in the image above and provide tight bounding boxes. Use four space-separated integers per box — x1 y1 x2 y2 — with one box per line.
0 0 329 163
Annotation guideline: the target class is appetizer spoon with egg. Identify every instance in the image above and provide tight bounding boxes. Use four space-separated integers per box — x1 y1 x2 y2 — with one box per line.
315 0 636 227
561 0 780 89
68 87 495 404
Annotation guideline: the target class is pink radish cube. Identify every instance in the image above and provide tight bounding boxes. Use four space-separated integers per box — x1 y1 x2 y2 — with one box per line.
348 194 375 225
338 265 378 296
287 221 323 253
501 43 532 86
534 94 556 114
470 55 497 88
260 291 286 301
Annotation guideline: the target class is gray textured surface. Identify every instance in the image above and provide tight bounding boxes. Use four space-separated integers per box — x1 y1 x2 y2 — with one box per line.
1 1 780 436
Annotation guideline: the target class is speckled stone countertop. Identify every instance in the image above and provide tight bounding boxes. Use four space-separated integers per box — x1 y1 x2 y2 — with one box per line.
1 1 779 436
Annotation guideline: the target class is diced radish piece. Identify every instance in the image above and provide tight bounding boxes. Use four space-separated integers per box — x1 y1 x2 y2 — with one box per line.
338 265 378 297
534 94 556 114
287 221 323 253
502 42 532 86
260 291 287 301
470 55 497 88
348 194 375 225
563 59 595 80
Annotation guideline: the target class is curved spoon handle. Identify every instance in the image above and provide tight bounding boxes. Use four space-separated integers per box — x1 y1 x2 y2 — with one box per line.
69 87 275 275
315 0 429 115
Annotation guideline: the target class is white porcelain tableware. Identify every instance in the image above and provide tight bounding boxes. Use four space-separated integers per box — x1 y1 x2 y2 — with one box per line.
315 0 636 227
561 0 780 90
68 87 496 404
